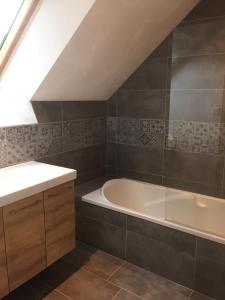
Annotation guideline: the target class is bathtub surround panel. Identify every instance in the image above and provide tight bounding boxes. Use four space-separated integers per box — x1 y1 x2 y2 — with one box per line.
195 238 225 300
76 196 126 258
0 101 106 184
76 177 225 298
106 0 225 198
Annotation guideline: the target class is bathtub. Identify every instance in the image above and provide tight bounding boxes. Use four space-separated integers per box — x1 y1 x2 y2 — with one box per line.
83 178 225 245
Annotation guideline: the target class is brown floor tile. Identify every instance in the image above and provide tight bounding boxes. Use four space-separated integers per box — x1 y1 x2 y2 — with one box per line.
109 262 191 300
63 242 124 279
43 290 70 300
55 268 119 300
190 291 215 300
113 289 143 300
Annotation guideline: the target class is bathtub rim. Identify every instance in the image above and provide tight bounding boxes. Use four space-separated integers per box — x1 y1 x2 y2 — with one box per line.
82 178 225 246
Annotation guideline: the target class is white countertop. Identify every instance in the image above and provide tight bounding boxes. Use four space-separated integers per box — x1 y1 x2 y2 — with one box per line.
0 161 77 207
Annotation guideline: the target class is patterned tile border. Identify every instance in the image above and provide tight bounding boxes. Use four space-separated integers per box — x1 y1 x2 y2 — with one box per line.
107 117 225 156
0 118 106 168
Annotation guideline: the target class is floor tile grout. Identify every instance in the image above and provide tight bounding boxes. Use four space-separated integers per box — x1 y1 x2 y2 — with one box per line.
111 289 122 300
106 261 126 281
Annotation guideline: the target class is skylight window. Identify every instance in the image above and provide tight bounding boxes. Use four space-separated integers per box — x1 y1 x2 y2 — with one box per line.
0 0 25 49
0 0 39 74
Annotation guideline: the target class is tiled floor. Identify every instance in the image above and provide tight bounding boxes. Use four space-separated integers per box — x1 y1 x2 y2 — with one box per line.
3 241 214 300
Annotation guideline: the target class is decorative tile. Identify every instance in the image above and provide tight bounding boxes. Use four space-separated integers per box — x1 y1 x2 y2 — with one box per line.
6 126 25 144
38 124 52 139
165 120 225 156
0 128 6 144
139 133 151 146
0 143 7 168
107 117 225 155
7 143 27 165
23 125 39 143
63 118 106 152
52 123 62 138
37 138 63 158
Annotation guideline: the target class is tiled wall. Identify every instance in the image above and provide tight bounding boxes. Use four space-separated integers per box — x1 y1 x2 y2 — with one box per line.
0 101 106 184
106 0 225 198
76 189 225 299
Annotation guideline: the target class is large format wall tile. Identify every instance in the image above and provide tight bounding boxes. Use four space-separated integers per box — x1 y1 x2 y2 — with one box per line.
166 90 225 123
173 19 225 57
77 201 126 228
76 214 126 259
163 176 222 197
183 0 225 23
63 145 105 184
150 35 172 59
195 238 225 299
117 144 163 175
117 90 165 119
126 216 196 288
171 54 225 90
122 57 168 90
163 150 224 187
62 101 106 120
31 101 62 123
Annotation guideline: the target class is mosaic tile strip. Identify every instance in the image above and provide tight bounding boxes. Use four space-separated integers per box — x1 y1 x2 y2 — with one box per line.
0 118 106 168
107 117 225 155
107 117 165 149
166 120 225 155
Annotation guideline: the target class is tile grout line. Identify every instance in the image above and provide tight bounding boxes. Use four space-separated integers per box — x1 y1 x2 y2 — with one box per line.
106 261 126 281
111 289 121 300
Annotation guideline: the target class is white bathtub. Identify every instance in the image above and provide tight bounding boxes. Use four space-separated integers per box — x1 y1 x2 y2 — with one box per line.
83 178 225 245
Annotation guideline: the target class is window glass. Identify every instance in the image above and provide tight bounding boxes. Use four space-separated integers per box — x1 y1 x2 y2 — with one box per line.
0 0 25 49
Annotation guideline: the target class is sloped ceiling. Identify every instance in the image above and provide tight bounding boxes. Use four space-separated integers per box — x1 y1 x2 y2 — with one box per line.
32 0 199 101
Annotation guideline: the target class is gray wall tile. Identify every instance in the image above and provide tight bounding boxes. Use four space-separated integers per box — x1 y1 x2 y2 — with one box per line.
31 101 62 123
195 240 225 299
117 90 165 119
166 90 225 123
183 0 225 23
173 19 225 57
171 54 225 90
77 214 126 259
163 150 223 187
117 144 163 175
62 101 106 120
122 57 168 90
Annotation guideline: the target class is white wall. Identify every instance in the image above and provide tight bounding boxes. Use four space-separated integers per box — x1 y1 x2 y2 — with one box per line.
33 0 199 101
0 0 95 126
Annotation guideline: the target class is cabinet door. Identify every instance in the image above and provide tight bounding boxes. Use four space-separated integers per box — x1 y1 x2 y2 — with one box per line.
44 181 75 266
0 208 9 298
3 193 46 291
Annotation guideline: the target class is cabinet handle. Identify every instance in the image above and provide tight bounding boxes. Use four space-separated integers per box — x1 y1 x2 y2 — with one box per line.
9 199 41 215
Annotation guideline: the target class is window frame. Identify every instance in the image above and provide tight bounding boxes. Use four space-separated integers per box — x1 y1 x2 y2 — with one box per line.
0 0 40 74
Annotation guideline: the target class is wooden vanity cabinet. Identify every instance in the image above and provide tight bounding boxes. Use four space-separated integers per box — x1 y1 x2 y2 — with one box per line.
0 208 9 298
0 180 75 297
3 193 46 291
44 181 75 266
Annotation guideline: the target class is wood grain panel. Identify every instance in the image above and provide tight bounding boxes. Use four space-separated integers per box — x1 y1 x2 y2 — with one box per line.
3 193 46 291
0 208 9 298
44 181 75 266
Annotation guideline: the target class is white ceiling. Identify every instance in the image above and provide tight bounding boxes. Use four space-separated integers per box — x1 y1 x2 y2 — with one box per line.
32 0 199 101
